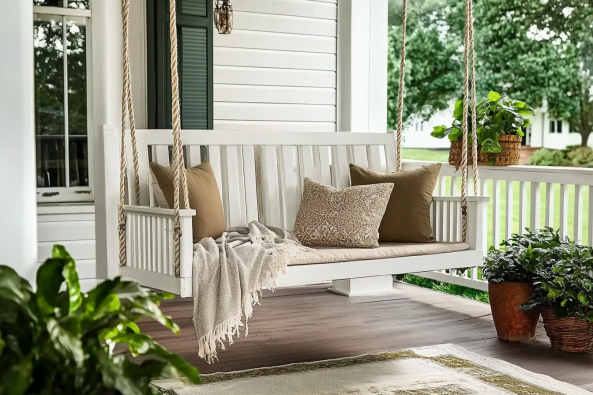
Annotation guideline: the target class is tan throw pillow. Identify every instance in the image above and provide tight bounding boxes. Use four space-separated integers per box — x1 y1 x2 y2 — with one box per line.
150 160 226 243
294 178 393 248
150 168 169 209
349 163 441 243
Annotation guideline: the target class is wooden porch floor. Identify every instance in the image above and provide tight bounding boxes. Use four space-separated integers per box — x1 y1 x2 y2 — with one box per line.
139 281 593 392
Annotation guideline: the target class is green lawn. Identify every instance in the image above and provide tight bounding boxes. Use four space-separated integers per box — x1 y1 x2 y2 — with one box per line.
402 148 591 247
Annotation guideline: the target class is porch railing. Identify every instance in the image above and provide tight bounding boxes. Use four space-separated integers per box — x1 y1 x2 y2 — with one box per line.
402 160 593 291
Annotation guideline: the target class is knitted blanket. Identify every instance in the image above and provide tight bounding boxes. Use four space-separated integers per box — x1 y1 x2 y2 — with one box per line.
191 221 312 363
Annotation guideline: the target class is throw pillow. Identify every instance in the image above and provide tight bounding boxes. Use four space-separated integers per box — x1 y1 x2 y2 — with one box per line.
150 160 226 243
294 178 393 248
349 163 441 243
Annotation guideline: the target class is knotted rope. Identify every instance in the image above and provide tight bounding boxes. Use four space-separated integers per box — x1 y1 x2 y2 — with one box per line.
395 0 408 172
119 0 140 267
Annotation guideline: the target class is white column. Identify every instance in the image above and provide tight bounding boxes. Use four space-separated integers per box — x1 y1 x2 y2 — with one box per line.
337 0 388 133
0 0 37 283
92 0 123 280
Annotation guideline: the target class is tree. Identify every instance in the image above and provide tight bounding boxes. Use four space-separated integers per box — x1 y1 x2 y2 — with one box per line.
387 0 463 129
387 0 593 146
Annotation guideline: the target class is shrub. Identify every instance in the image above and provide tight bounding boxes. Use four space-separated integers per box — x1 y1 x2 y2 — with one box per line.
528 148 569 167
565 146 593 166
0 245 200 395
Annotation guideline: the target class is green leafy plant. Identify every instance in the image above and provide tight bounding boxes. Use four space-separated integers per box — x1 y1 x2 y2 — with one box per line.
482 228 568 283
431 91 534 154
520 242 593 322
528 148 570 167
0 245 200 395
565 145 593 166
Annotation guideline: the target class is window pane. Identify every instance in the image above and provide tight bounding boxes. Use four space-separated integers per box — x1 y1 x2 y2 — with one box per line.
34 0 90 10
67 17 89 187
35 16 66 188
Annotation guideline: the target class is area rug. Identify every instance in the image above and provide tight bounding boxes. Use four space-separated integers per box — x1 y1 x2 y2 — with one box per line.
152 344 590 394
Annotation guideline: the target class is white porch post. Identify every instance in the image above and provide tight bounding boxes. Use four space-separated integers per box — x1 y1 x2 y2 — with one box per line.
92 0 123 280
0 0 37 283
337 0 388 132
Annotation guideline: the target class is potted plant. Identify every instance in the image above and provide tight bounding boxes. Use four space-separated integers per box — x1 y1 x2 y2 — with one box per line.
482 228 565 342
431 91 534 168
520 241 593 353
0 245 200 394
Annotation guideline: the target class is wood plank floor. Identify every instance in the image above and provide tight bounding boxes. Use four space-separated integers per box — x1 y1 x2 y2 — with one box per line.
138 281 593 391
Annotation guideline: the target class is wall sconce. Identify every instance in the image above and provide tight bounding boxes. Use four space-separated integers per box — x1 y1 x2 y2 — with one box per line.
214 0 233 34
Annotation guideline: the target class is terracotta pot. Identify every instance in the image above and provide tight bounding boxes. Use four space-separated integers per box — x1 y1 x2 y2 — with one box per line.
489 281 540 342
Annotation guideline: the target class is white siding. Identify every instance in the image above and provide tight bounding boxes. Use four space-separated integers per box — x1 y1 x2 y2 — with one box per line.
213 0 337 133
37 205 97 292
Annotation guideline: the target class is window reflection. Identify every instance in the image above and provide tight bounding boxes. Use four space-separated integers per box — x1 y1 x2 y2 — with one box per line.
34 16 65 188
34 0 90 10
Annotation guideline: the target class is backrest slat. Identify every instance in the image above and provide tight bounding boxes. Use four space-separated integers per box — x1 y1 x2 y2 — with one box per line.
367 145 384 173
222 146 246 228
349 146 369 169
277 146 301 230
241 145 259 224
187 146 202 168
208 146 224 202
260 146 282 227
385 144 397 173
331 145 350 190
298 145 317 184
316 146 332 186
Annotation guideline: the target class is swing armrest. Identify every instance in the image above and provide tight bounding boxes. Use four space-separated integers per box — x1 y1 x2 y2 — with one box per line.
431 196 489 252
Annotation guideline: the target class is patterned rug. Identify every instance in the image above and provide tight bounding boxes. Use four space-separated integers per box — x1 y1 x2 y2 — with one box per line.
152 344 590 394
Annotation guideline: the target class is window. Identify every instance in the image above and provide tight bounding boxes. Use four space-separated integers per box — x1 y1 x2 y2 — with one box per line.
414 121 424 132
549 120 562 134
147 0 213 130
33 1 92 202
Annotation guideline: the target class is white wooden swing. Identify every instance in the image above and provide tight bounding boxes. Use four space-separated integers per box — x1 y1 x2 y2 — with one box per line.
106 0 488 297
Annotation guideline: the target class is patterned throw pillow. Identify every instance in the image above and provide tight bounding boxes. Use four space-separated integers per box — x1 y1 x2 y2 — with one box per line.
294 178 394 248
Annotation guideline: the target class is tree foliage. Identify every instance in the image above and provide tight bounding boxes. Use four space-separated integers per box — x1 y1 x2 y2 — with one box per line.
388 0 593 146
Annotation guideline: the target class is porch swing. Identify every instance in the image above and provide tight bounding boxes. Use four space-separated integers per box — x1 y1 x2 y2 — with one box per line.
108 0 489 298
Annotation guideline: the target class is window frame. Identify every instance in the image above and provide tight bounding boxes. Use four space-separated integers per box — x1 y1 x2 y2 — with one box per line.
33 3 94 204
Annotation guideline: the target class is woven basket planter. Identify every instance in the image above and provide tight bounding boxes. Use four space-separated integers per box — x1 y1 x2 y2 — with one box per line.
542 308 593 353
449 134 522 168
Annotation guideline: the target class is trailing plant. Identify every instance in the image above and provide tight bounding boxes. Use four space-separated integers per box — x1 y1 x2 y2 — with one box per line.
520 243 593 323
0 245 200 395
431 91 534 154
482 228 568 283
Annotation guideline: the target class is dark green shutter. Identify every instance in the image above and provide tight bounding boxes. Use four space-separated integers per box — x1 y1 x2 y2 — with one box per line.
147 0 213 130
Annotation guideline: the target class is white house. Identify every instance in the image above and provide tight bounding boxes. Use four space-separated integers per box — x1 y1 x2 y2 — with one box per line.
1 0 388 288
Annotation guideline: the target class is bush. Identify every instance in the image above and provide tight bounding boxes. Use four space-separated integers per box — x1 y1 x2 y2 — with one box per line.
0 245 200 395
528 148 569 167
565 146 593 166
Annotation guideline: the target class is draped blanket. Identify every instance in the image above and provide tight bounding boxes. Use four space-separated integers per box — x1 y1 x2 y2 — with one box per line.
191 221 312 363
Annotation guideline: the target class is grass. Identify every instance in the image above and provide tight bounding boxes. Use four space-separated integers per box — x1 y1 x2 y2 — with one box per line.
396 274 490 303
402 148 591 247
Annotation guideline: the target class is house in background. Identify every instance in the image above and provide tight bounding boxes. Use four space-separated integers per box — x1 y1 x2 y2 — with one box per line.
403 103 586 150
2 0 387 287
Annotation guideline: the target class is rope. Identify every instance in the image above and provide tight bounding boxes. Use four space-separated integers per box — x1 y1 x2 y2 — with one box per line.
119 0 141 267
395 0 408 172
169 0 190 277
460 0 480 242
468 0 479 196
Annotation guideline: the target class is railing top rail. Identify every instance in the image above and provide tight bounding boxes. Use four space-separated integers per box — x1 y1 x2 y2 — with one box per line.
403 160 593 187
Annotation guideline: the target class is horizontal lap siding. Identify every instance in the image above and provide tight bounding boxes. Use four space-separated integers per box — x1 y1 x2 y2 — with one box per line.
213 0 337 132
37 206 96 286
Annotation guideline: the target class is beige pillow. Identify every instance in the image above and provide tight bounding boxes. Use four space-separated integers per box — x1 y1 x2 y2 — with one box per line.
349 163 441 243
294 178 393 248
150 160 226 243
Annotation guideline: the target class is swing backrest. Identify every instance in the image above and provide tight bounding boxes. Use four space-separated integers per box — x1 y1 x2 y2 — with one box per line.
126 129 397 230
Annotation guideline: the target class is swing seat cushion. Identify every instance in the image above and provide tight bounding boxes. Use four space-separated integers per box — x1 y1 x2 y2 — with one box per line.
150 160 226 243
290 242 469 266
350 163 441 243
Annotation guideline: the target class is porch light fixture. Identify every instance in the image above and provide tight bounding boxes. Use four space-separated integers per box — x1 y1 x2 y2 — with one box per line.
214 0 233 34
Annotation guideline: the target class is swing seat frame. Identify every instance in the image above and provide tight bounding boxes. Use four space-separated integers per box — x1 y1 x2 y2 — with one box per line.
105 126 488 297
